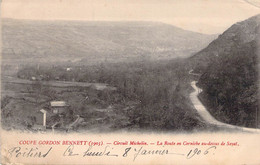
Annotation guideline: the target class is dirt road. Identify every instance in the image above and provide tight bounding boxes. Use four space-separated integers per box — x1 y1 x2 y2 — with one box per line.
190 80 260 133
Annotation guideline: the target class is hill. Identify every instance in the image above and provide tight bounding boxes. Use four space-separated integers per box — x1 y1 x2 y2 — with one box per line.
190 14 260 73
190 14 260 128
2 19 215 64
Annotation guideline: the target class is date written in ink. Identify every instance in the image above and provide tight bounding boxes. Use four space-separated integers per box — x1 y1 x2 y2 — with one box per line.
186 146 217 159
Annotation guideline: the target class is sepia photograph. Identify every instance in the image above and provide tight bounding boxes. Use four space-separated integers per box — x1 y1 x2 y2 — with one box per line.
1 0 260 134
1 0 260 164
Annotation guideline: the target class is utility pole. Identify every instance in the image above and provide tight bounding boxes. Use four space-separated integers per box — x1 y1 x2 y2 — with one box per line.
40 109 47 129
256 107 258 129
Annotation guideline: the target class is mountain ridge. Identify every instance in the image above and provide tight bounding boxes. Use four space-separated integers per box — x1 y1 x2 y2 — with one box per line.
2 18 218 36
190 14 260 73
2 18 216 64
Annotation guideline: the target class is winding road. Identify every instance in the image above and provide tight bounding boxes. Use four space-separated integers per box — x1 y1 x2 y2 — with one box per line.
189 72 260 133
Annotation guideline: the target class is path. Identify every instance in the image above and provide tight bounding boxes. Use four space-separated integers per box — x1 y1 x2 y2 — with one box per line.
189 73 260 133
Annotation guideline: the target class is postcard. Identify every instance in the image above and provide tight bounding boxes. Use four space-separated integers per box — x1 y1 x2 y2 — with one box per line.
1 0 260 164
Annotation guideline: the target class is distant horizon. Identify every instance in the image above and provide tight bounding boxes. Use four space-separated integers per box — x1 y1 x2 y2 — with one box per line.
1 0 260 34
2 17 222 35
2 14 259 35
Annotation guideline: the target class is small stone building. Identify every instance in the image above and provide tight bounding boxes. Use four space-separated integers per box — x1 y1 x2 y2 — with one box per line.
50 101 69 114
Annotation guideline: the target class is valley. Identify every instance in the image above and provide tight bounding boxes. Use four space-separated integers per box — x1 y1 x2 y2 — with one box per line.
1 14 260 133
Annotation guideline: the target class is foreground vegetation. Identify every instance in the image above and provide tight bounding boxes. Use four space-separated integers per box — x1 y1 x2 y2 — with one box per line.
2 59 206 131
197 41 259 128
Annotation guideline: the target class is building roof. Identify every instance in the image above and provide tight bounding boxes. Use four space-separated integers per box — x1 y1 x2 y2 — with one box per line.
50 101 68 107
40 109 47 113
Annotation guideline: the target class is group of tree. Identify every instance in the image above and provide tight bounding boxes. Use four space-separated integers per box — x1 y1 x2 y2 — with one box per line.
16 59 204 130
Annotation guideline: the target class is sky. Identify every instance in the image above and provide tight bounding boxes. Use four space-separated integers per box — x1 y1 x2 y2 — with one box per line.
1 0 260 34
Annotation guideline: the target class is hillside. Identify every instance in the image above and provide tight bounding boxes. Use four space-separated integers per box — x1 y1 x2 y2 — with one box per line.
190 14 260 73
2 19 215 64
191 14 260 128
